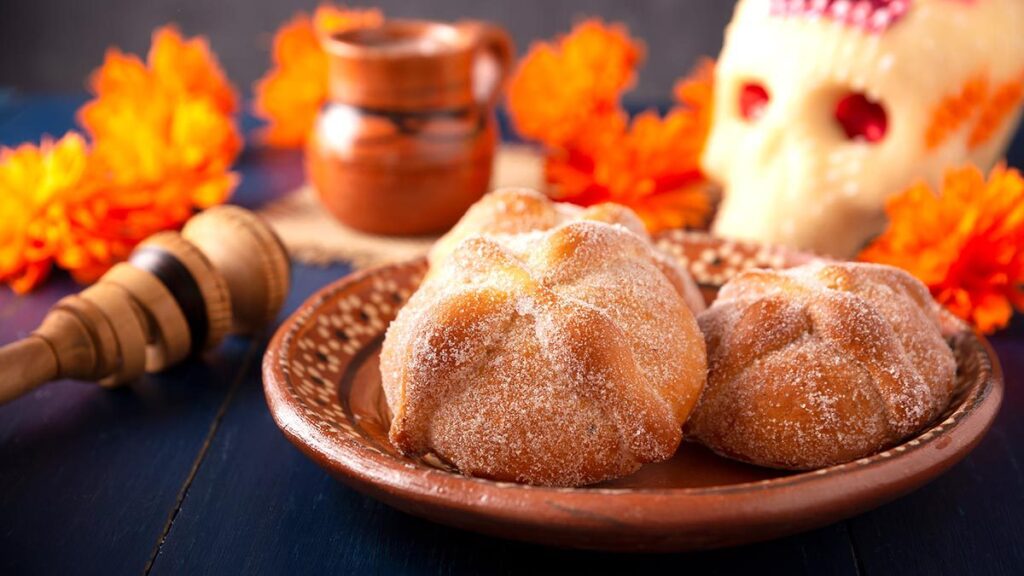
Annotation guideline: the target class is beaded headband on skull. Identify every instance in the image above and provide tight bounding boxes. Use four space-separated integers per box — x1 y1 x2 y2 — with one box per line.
770 0 911 32
703 0 1024 257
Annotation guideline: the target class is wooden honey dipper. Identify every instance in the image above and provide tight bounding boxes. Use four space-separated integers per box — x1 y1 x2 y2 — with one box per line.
0 206 290 405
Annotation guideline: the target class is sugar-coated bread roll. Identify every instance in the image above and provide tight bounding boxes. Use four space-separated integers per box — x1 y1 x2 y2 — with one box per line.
687 262 957 470
428 187 705 314
380 219 707 486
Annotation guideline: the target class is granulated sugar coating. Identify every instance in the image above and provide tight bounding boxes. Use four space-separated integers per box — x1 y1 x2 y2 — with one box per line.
688 261 957 470
379 219 707 487
427 188 705 314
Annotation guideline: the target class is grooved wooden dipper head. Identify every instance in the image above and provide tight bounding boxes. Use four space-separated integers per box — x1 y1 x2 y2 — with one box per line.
181 206 291 335
0 206 292 405
103 263 192 371
135 231 234 351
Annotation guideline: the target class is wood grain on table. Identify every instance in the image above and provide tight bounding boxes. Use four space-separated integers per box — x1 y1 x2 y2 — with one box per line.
1 96 1022 575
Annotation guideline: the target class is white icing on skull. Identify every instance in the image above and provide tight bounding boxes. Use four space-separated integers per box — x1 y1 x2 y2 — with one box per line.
704 0 1024 257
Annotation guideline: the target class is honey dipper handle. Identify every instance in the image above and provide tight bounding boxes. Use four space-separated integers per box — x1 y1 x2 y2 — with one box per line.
0 336 59 405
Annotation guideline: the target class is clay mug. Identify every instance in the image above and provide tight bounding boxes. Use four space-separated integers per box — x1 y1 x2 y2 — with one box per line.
307 20 513 236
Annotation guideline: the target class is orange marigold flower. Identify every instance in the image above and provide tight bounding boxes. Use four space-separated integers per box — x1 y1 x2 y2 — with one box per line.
79 25 242 223
513 37 714 233
149 26 238 115
80 25 241 182
507 19 643 150
859 164 1024 334
0 133 111 292
507 21 713 232
253 6 384 148
1 26 242 293
607 108 711 230
547 107 711 232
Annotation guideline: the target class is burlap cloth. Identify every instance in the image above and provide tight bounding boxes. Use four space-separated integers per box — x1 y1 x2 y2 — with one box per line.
258 145 544 268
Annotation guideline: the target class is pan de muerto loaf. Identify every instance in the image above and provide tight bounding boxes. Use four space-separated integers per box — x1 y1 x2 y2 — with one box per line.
380 220 707 486
429 187 705 314
688 262 957 470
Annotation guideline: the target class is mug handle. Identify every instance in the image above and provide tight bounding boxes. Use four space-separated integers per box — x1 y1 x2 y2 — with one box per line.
459 21 514 107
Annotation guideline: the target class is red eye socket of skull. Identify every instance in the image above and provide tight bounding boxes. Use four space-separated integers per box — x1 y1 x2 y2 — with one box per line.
739 82 770 121
835 92 888 143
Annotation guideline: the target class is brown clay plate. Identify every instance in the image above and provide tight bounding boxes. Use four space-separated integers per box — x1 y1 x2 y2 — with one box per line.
262 231 1003 552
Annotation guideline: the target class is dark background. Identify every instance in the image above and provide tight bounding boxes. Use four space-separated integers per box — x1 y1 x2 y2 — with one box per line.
0 0 734 101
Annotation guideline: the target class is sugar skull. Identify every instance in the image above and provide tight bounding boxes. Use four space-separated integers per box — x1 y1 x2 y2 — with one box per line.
704 0 1024 257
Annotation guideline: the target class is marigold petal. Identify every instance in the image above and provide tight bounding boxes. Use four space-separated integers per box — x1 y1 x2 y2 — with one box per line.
9 261 51 295
860 163 1024 333
149 25 238 114
0 133 95 292
508 22 714 233
507 20 642 149
4 27 240 292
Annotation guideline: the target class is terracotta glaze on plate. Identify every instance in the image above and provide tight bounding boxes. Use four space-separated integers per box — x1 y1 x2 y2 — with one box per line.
262 231 1003 552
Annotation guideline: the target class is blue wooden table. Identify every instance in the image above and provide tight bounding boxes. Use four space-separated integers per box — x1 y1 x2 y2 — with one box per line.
2 96 1023 576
